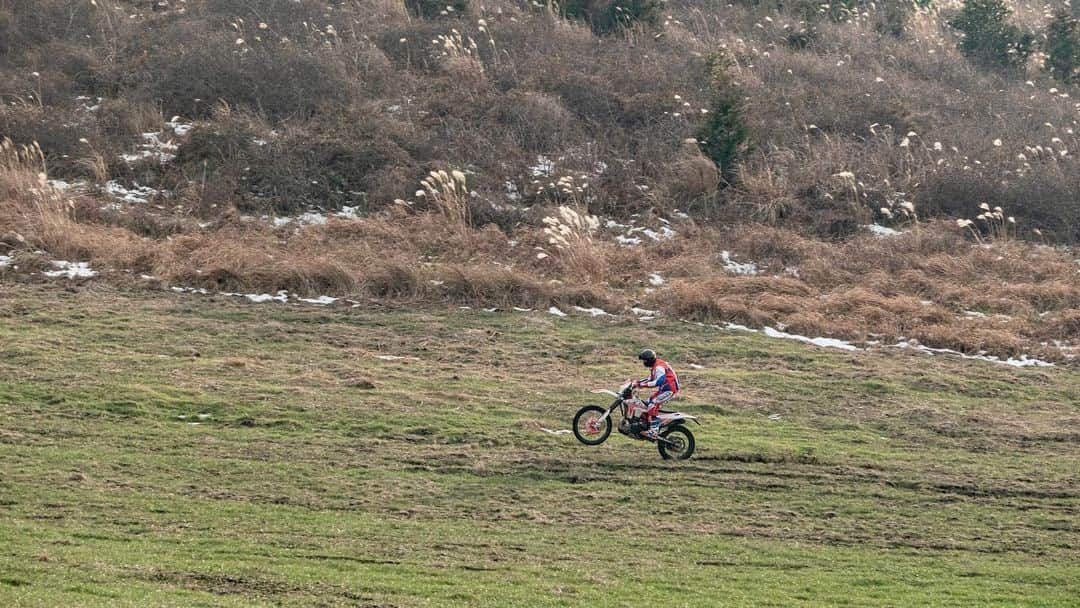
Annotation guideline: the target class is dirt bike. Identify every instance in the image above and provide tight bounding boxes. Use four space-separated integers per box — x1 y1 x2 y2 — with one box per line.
572 381 699 460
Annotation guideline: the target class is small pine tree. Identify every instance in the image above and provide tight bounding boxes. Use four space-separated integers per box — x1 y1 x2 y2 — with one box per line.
948 0 1034 70
697 51 748 184
1046 9 1080 84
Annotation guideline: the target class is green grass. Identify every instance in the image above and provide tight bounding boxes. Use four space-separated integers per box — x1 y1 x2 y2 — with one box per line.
0 283 1077 607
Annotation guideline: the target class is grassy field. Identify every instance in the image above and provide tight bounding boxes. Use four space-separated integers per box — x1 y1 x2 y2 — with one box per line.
0 283 1077 607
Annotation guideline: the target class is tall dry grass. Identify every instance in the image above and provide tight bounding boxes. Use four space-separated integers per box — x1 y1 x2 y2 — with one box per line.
1 0 1079 361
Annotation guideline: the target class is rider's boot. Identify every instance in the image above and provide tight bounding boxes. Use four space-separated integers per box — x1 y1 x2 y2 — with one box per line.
639 415 660 439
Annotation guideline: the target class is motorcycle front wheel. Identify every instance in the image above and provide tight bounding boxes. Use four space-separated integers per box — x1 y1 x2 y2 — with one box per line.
657 425 695 460
572 405 612 445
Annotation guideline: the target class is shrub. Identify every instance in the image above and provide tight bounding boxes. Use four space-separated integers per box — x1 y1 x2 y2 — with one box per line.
560 0 661 36
697 52 748 184
1045 9 1080 84
488 90 576 153
875 0 912 38
140 28 351 120
405 0 469 19
947 0 1034 71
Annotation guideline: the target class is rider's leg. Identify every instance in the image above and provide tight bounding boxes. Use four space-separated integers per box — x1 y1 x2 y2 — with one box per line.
640 391 674 438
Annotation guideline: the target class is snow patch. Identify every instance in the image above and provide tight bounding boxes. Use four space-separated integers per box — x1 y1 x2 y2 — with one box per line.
763 327 859 351
530 155 556 177
0 255 11 268
46 179 88 192
541 428 573 435
165 117 193 137
547 306 567 317
297 295 338 305
895 340 1053 368
865 224 902 237
648 273 665 286
271 207 361 227
171 286 209 295
227 291 290 304
572 306 611 317
720 251 758 276
121 131 179 164
105 181 160 204
44 261 97 279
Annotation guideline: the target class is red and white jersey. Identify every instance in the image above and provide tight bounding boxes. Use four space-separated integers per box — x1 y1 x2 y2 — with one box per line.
639 358 679 394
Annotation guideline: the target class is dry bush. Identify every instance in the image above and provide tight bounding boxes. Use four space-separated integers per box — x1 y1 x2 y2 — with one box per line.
783 311 839 339
132 24 353 120
487 90 577 153
1037 309 1080 341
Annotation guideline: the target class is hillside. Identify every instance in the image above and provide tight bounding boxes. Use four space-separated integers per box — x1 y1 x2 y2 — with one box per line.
2 0 1080 364
1 283 1078 606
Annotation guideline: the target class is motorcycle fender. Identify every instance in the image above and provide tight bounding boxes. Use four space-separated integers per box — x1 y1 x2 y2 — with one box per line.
662 415 700 426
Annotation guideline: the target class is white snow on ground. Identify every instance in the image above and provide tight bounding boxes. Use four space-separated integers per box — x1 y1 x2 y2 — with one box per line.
530 155 556 177
540 428 572 435
763 326 859 351
720 251 759 275
165 118 193 137
171 286 348 307
118 118 190 165
375 355 419 361
0 255 11 268
608 216 678 247
75 95 102 113
513 307 533 312
573 306 611 317
864 224 902 237
895 340 1054 368
227 291 290 304
628 226 677 242
688 318 1056 367
547 306 567 317
122 132 179 164
631 307 658 316
46 179 88 192
504 181 521 202
105 181 160 204
172 286 209 295
648 273 665 286
271 206 361 227
44 261 97 279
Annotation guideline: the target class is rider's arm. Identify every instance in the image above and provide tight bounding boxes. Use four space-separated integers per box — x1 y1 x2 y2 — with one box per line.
636 367 664 388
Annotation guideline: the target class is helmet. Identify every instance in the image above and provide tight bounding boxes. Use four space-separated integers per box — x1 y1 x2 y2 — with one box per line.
638 348 657 368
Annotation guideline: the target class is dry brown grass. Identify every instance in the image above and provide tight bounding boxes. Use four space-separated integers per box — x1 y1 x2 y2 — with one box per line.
2 1 1079 361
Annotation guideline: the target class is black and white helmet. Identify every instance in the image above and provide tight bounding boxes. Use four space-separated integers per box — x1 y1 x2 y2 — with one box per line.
638 348 657 367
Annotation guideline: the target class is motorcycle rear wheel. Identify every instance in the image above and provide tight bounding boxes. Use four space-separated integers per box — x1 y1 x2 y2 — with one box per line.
657 425 695 460
573 405 612 445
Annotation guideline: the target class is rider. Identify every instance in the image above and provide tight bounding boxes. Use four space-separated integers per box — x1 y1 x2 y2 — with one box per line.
633 349 680 439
